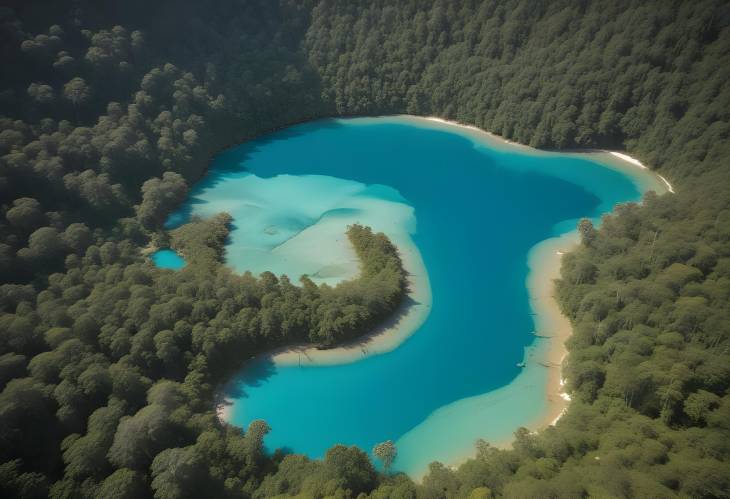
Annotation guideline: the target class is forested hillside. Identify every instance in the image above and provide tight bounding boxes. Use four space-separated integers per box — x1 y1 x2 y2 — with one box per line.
0 0 728 497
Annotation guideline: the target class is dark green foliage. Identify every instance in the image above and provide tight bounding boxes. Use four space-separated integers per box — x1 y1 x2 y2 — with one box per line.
0 0 729 497
136 173 188 230
169 213 232 267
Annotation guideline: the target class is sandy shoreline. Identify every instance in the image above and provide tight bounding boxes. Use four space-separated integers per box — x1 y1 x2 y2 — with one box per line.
381 116 672 478
417 115 675 194
217 114 671 449
390 230 581 480
405 115 671 433
524 232 579 430
268 233 432 367
217 232 432 421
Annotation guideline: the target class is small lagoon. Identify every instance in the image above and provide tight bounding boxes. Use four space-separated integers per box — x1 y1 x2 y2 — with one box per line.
151 249 186 270
166 116 665 477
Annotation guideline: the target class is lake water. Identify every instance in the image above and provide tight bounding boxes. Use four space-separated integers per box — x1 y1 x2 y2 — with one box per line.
164 116 663 477
151 249 186 269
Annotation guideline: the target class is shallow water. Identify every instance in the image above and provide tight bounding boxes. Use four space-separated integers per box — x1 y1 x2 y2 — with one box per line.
167 116 662 477
151 249 186 270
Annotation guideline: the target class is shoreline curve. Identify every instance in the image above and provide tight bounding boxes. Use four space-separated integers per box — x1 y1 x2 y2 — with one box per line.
266 232 432 367
384 115 670 478
217 115 672 469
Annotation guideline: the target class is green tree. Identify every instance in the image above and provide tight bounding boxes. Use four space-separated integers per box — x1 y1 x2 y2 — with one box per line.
97 468 148 499
577 218 596 247
63 77 91 117
136 172 188 230
150 446 204 499
323 445 376 495
6 198 45 232
684 390 720 424
372 440 397 474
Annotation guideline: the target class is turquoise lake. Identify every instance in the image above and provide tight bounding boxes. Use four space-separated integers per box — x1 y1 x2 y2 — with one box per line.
151 249 186 269
165 116 663 477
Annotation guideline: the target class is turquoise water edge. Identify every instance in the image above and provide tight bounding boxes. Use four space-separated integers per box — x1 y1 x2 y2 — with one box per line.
162 116 664 477
151 248 186 270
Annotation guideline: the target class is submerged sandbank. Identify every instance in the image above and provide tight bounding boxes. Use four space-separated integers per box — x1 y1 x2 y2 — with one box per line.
414 115 672 420
214 115 671 478
389 232 579 479
386 115 670 477
212 115 668 375
411 115 672 195
270 233 431 367
216 230 431 419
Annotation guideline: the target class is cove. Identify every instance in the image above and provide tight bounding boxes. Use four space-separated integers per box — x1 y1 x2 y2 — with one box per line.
167 116 666 478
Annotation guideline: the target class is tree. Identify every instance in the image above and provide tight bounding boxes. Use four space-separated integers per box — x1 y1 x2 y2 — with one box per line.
64 170 129 216
62 431 110 480
97 468 147 499
0 459 48 499
323 445 376 495
61 223 93 254
63 77 91 111
27 83 54 105
684 390 720 424
0 378 55 464
150 446 204 499
243 419 271 466
6 198 45 232
0 353 26 391
136 172 188 229
372 440 397 474
17 227 65 268
422 462 460 497
107 404 177 469
577 218 596 246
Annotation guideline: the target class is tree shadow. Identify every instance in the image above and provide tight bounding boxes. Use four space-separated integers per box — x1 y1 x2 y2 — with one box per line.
220 356 278 401
337 294 421 352
209 117 346 176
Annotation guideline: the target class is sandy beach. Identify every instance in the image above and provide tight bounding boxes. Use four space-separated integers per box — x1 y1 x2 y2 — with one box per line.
217 114 671 444
390 229 581 480
268 233 432 367
525 231 579 429
414 115 674 195
217 231 432 422
381 116 673 478
407 115 671 431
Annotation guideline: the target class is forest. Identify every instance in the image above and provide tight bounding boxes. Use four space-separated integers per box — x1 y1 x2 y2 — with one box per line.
0 0 728 497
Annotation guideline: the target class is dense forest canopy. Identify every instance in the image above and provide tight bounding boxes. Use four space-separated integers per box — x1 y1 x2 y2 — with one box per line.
0 0 729 497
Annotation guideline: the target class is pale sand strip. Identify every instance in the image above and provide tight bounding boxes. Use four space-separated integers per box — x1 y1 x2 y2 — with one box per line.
218 115 670 436
609 152 675 193
418 116 675 194
217 233 431 422
407 115 671 432
609 151 647 169
658 175 675 193
525 231 579 430
268 234 432 367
